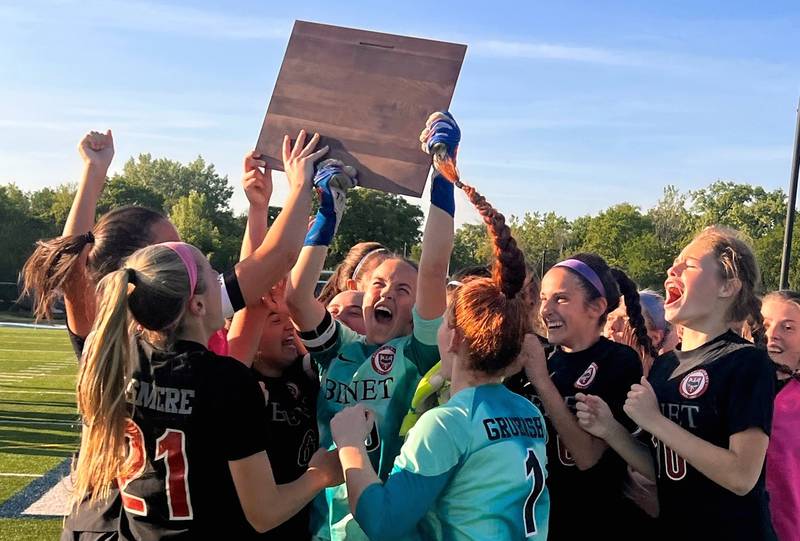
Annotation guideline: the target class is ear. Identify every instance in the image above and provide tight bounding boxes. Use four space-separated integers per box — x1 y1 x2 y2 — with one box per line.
719 277 742 300
447 326 464 354
586 297 608 322
651 329 665 349
345 278 358 291
186 296 206 317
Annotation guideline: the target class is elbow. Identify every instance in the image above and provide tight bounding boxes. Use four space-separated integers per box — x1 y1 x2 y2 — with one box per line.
728 476 759 497
573 450 603 471
244 510 278 534
574 457 600 471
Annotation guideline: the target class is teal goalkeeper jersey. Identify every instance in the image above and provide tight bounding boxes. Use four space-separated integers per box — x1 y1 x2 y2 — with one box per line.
354 384 550 541
303 308 441 541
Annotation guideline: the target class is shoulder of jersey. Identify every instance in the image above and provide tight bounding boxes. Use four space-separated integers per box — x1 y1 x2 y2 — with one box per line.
509 391 546 420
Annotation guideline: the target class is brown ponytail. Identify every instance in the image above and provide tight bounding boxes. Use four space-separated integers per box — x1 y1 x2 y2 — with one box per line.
21 233 94 320
449 179 529 373
610 268 658 360
21 206 168 321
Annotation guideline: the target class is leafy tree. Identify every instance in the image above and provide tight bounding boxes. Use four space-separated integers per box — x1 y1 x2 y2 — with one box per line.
578 203 652 270
0 184 53 281
451 222 491 271
110 154 233 214
510 211 571 275
327 189 424 266
170 192 220 252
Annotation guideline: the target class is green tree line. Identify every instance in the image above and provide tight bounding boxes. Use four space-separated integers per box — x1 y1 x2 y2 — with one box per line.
451 183 799 291
0 154 423 283
1 153 797 293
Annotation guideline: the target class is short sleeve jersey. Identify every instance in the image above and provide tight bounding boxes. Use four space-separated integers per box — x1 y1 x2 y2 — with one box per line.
303 308 441 541
526 337 643 540
251 356 320 541
644 331 776 540
390 384 550 541
119 340 267 541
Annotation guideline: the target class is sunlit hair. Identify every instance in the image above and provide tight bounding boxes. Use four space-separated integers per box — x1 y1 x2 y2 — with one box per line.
71 243 207 507
692 226 762 327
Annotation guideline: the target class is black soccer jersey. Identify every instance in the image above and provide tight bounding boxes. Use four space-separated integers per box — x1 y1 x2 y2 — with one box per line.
503 334 554 402
118 340 267 541
644 331 776 540
251 357 319 541
527 337 643 540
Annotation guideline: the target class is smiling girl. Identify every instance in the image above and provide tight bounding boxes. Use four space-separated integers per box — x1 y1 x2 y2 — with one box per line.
761 290 800 541
519 254 646 539
577 226 777 540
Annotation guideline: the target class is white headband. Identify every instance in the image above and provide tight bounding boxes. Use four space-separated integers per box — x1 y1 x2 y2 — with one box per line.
351 248 388 280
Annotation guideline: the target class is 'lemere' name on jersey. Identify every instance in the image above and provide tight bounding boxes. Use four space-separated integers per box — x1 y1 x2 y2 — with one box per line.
483 415 546 441
128 378 195 414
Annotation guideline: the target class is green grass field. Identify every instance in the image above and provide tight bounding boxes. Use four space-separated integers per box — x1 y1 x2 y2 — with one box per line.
0 325 80 540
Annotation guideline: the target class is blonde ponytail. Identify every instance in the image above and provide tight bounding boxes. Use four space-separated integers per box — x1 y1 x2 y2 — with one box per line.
72 268 136 505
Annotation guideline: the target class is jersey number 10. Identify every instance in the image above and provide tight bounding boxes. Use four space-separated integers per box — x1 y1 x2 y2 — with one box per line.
118 420 194 520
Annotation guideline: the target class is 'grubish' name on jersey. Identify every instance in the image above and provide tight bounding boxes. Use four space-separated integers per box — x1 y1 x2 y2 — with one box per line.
128 378 195 415
483 415 546 441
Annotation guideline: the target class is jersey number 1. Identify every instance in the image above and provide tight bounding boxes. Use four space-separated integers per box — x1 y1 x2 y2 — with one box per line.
523 448 545 537
118 420 194 520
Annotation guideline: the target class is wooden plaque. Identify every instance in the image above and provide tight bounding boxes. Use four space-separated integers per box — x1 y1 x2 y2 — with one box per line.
255 21 467 196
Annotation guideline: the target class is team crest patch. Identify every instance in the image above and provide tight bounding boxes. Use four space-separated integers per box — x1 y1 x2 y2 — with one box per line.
574 362 599 389
371 345 396 375
680 369 709 399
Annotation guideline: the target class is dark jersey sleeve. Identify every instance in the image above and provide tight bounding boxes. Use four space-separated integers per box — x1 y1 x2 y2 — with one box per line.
65 316 86 360
67 327 86 359
604 345 643 433
219 269 246 319
216 363 270 461
723 348 775 437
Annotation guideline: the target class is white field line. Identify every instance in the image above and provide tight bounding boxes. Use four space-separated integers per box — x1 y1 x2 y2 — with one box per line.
0 322 66 330
0 472 42 478
0 419 77 426
0 388 75 395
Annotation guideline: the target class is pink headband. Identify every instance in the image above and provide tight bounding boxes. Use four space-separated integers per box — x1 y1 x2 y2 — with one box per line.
554 259 606 298
160 242 198 295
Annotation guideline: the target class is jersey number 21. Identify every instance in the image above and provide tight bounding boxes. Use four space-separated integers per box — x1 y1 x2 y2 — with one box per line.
118 420 194 520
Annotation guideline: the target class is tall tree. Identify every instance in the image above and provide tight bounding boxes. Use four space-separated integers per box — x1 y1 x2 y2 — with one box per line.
450 222 491 271
328 189 424 266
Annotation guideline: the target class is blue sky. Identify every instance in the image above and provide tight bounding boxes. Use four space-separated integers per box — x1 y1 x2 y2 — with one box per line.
1 0 798 227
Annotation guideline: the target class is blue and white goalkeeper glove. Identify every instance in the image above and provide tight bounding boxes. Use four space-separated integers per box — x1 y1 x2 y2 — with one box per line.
304 159 358 247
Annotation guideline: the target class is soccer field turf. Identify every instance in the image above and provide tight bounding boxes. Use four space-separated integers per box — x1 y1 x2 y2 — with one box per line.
0 325 80 540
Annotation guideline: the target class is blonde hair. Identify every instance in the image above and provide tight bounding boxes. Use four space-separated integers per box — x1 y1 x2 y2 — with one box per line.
693 226 762 325
72 243 206 505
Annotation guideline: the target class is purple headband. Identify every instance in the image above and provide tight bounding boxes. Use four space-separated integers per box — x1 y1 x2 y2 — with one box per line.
554 259 606 298
160 242 198 295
